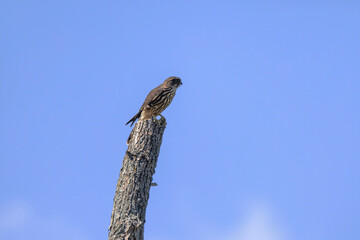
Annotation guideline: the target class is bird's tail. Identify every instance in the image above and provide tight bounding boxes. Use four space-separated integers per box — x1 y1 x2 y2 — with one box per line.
126 111 142 127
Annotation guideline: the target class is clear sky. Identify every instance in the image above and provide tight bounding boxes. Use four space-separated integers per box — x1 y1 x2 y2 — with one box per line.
1 1 359 240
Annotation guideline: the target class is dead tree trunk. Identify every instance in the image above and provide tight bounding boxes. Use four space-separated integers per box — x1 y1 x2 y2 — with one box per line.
108 118 167 240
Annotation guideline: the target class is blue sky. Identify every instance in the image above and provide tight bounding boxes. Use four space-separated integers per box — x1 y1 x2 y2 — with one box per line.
1 1 359 240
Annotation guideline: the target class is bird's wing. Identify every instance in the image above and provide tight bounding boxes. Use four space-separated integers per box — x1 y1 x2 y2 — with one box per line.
140 85 165 110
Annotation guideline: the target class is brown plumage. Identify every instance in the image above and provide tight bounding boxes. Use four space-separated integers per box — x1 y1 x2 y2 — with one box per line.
126 76 182 127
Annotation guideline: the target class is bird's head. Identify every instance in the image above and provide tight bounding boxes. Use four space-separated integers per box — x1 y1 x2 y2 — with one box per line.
164 76 182 88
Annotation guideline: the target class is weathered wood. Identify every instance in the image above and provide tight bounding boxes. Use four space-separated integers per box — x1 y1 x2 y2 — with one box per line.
108 117 167 240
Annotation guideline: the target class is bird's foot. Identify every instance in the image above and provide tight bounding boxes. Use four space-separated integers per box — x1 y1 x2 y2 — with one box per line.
150 115 166 127
157 114 166 126
151 116 162 127
151 116 157 123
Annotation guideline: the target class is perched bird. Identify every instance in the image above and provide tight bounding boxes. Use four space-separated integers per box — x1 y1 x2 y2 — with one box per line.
126 76 182 127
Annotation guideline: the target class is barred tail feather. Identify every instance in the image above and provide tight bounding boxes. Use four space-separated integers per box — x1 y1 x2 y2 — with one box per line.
126 111 142 127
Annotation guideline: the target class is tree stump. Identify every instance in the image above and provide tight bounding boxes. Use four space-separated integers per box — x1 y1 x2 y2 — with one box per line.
108 117 167 240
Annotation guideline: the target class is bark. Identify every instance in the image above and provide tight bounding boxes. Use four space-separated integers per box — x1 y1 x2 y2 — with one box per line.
108 117 167 240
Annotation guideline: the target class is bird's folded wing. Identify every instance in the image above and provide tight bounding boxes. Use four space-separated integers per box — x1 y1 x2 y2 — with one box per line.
140 85 164 109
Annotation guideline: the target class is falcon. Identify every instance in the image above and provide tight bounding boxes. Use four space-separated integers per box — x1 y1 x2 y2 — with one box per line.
126 76 182 127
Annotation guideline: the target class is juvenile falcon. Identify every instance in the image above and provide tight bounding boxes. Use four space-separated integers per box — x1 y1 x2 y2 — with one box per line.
126 76 182 127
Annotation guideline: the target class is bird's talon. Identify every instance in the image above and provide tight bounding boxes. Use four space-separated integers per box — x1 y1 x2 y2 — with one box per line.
156 119 161 127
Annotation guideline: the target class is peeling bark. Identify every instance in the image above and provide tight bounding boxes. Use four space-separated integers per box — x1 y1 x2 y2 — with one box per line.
108 118 167 240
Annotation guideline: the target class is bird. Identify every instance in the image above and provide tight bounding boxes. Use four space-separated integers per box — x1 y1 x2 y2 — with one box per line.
126 76 182 127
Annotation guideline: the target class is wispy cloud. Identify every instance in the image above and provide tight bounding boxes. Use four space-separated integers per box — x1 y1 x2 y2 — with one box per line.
0 200 89 240
223 202 291 240
0 200 32 230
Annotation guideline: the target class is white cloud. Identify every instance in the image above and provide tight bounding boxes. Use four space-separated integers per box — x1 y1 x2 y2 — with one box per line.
222 202 291 240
